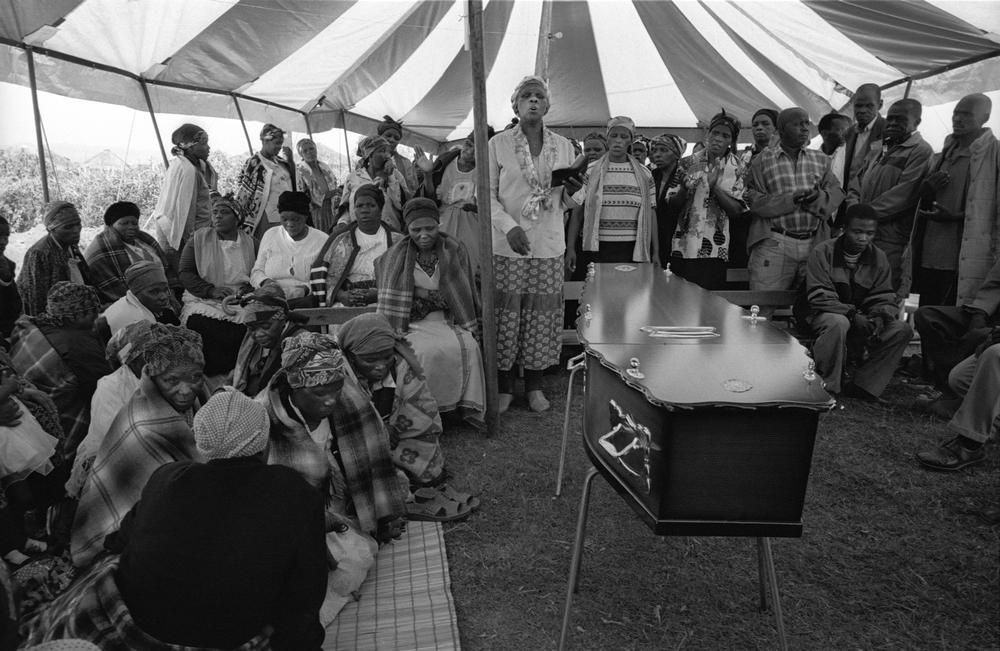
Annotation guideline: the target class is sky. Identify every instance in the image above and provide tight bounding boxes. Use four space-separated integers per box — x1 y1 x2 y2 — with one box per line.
1 81 998 166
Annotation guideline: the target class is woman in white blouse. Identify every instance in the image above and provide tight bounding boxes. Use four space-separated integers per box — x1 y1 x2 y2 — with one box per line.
251 191 327 306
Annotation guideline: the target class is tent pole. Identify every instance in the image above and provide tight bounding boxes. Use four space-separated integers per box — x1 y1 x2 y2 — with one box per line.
232 95 255 156
341 110 353 169
903 78 913 98
304 112 314 141
534 0 553 81
468 0 499 436
139 80 169 169
25 47 50 203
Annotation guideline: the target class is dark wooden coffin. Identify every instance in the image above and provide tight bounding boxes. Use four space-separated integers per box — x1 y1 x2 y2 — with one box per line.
577 264 834 537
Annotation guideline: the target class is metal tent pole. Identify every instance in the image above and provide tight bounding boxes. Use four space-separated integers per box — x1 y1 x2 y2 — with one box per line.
25 47 50 202
341 110 353 169
139 79 169 169
467 0 499 436
232 94 255 156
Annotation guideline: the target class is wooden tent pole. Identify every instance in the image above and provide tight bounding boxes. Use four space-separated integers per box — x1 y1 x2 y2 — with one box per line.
231 95 255 156
534 0 553 81
341 110 353 169
467 0 499 436
304 112 314 141
25 47 50 203
139 79 169 169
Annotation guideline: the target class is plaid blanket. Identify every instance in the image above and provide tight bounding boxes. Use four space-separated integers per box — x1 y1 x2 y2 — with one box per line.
375 232 480 335
84 226 177 303
71 374 199 568
16 235 92 316
258 373 407 536
232 323 305 396
380 356 444 485
20 555 270 650
9 318 87 463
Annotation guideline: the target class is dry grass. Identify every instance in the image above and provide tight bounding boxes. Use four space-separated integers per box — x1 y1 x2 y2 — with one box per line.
439 365 1000 650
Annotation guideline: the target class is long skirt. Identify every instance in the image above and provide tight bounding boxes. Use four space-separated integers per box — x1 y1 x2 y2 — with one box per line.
405 312 486 424
494 255 563 371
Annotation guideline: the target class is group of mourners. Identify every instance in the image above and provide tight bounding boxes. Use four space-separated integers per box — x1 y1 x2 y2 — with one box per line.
0 71 997 649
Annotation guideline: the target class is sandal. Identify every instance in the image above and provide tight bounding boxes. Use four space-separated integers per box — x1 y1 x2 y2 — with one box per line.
406 492 472 522
414 486 481 512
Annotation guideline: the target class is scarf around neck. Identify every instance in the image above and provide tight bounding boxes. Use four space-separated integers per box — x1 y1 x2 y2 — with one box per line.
510 124 559 220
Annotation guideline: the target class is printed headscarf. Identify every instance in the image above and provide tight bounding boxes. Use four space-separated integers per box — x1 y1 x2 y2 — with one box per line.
124 260 168 293
606 116 636 139
260 123 284 142
45 281 101 321
708 109 741 147
194 390 270 460
212 193 242 225
279 332 347 389
105 319 155 366
170 123 206 156
650 133 686 158
377 116 404 138
358 135 391 162
239 283 290 323
142 323 204 377
42 201 79 231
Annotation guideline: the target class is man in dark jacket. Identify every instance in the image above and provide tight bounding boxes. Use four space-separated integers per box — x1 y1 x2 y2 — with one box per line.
804 204 912 399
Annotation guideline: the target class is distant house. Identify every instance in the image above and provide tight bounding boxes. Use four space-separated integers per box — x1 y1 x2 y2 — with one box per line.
83 148 127 170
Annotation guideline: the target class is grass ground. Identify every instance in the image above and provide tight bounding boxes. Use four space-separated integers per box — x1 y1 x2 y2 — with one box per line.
438 363 999 650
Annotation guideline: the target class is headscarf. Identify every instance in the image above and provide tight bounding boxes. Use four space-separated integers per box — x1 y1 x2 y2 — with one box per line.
752 108 779 128
337 312 424 378
45 281 101 321
583 132 607 147
124 260 168 293
105 319 154 366
708 109 742 145
377 116 404 138
354 183 385 209
277 191 310 216
239 283 290 323
260 123 284 142
510 75 550 112
170 123 205 156
402 197 439 227
194 391 270 460
142 323 204 376
279 332 347 389
358 136 391 162
43 201 78 231
650 133 686 158
607 116 635 138
103 201 140 227
212 193 242 225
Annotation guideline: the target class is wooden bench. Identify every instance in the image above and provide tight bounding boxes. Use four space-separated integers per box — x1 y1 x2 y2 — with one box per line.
291 306 377 333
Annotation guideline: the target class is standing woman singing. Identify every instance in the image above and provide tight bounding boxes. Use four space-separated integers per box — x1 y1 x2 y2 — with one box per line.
489 76 583 413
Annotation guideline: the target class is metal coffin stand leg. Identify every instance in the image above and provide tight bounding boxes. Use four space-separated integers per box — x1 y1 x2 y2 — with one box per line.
555 353 586 497
558 473 789 651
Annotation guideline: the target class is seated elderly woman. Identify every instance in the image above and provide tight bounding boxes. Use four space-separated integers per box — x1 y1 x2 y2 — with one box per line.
251 191 327 304
65 321 153 499
84 201 177 304
376 198 485 427
337 313 444 485
310 184 402 308
10 282 110 464
23 391 327 651
71 324 205 568
232 285 309 397
101 260 180 336
179 194 257 376
257 333 407 609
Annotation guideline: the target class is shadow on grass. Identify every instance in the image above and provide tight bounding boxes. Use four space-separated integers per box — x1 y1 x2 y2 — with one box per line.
439 369 1000 650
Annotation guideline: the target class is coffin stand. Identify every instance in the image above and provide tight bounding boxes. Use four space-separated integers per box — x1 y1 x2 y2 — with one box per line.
558 264 834 650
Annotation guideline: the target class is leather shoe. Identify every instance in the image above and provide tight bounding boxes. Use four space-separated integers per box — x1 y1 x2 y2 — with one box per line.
916 437 986 471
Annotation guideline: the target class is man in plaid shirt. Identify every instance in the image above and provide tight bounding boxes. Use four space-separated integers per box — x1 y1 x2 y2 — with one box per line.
744 107 845 291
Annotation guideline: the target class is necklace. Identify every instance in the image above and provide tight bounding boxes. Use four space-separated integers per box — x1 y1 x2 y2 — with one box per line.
416 252 438 276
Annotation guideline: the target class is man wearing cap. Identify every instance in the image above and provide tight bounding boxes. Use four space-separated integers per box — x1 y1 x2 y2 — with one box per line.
85 201 177 304
17 201 93 316
235 123 296 238
801 204 912 400
92 392 326 650
744 107 845 292
101 260 179 335
150 124 217 266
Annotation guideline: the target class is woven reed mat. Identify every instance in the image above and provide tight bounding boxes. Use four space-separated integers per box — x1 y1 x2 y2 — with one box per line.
324 521 461 650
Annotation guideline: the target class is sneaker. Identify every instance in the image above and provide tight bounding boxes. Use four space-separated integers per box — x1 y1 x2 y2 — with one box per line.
916 437 986 471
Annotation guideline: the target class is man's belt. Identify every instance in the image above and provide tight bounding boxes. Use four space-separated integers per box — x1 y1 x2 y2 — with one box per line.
771 227 816 240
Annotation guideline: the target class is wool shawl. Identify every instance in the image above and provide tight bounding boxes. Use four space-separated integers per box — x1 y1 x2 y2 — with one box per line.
375 232 480 335
235 153 295 235
309 223 400 307
258 372 407 535
581 153 655 262
16 235 92 316
84 226 175 303
231 322 306 396
71 372 200 568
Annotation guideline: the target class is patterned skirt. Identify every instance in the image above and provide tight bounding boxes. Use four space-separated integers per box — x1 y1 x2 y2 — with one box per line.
493 255 564 371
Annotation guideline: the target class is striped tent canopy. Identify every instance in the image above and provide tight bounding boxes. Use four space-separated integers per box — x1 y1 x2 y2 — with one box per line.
1 0 998 149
